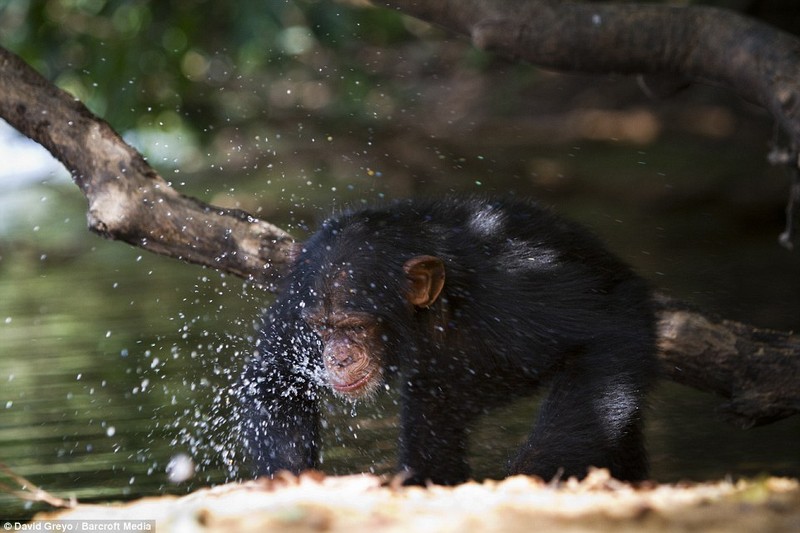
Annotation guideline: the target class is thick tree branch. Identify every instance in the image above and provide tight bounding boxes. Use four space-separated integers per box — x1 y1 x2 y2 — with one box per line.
655 295 799 428
377 0 800 149
0 47 295 288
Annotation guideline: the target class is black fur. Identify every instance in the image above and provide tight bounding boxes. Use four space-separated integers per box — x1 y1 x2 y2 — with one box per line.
239 197 657 484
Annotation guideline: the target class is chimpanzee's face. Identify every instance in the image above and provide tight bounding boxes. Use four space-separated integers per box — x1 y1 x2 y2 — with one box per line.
301 255 445 399
303 305 387 399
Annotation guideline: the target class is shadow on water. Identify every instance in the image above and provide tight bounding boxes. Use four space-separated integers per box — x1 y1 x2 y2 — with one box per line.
1 143 800 520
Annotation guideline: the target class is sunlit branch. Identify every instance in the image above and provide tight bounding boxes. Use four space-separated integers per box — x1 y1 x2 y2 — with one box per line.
0 46 295 289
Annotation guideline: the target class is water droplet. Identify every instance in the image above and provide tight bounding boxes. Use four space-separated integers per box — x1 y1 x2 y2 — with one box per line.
167 453 195 483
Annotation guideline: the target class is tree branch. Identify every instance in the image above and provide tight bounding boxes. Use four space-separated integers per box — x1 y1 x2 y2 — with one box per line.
376 0 800 149
655 295 799 428
0 47 295 289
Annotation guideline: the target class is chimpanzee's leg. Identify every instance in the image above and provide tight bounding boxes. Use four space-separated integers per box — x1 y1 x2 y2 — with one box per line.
509 338 652 482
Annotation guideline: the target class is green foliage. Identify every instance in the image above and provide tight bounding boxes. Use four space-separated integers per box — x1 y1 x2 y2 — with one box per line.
0 0 415 139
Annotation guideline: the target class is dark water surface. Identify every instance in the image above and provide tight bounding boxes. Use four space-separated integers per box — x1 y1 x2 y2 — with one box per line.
1 172 799 521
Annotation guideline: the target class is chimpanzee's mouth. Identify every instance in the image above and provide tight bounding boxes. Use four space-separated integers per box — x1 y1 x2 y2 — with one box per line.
332 369 376 394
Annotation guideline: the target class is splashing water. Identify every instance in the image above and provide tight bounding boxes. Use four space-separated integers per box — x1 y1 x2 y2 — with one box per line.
119 271 398 486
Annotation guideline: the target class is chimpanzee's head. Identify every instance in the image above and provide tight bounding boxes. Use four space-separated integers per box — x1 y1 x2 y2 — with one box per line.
299 246 445 399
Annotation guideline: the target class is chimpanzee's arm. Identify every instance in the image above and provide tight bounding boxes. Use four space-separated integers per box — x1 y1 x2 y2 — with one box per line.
239 299 322 476
398 377 473 485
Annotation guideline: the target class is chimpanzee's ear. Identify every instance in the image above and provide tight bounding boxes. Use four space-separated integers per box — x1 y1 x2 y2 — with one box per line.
403 255 445 308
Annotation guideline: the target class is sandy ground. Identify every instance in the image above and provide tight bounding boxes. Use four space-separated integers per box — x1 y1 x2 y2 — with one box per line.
33 469 800 532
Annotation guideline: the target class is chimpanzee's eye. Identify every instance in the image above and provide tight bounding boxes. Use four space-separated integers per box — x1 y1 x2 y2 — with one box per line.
349 325 367 336
305 320 328 339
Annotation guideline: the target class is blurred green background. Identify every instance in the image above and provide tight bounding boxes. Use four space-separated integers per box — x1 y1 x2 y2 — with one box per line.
1 0 799 521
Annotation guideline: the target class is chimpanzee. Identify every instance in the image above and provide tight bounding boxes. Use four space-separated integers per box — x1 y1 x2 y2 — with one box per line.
239 197 657 485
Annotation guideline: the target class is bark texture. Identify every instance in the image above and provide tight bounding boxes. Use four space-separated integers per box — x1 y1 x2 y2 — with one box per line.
655 295 799 428
0 47 295 288
377 0 800 150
